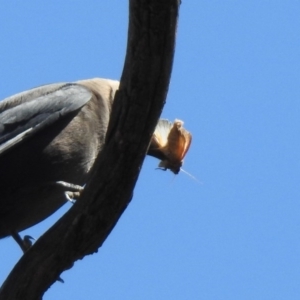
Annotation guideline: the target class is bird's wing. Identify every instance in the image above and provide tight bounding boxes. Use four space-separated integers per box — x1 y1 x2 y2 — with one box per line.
0 83 93 155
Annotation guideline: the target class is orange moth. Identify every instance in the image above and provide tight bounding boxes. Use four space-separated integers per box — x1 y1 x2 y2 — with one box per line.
149 119 192 174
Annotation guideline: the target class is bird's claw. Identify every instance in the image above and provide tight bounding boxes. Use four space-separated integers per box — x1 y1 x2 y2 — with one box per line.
12 232 65 283
55 181 85 204
64 191 82 203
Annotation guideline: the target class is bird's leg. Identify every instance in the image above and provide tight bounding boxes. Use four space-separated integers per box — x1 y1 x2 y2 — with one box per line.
11 232 32 253
55 181 85 204
11 231 64 283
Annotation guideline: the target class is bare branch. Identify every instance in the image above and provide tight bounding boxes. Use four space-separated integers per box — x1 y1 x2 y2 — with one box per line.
0 0 179 299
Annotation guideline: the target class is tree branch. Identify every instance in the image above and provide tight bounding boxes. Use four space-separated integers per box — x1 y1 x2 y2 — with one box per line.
0 0 179 299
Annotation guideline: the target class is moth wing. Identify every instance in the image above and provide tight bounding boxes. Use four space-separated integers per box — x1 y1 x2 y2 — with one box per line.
152 119 173 148
178 127 192 161
167 120 190 161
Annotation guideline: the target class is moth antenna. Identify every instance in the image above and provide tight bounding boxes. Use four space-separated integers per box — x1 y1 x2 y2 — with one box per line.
170 173 177 185
180 168 202 184
164 173 177 187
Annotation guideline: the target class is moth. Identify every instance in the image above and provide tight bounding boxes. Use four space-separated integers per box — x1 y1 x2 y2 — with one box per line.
149 119 192 174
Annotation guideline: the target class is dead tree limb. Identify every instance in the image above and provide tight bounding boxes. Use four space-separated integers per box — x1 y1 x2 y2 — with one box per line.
0 0 179 299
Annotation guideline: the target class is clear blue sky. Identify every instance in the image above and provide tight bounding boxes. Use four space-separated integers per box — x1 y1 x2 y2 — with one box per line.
0 1 300 299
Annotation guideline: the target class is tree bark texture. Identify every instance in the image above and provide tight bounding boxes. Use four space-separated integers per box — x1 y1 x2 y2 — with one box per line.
0 0 179 299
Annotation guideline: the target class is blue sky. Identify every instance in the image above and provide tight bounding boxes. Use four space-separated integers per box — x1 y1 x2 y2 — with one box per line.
0 1 300 299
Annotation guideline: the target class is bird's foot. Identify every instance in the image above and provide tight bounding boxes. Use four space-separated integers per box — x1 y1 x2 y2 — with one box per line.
11 231 65 283
11 232 35 253
55 181 85 204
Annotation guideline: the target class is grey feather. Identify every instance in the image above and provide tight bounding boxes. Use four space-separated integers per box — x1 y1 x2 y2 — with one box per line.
0 83 92 155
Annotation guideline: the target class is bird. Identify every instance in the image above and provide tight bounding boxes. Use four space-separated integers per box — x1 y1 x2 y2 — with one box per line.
0 78 191 240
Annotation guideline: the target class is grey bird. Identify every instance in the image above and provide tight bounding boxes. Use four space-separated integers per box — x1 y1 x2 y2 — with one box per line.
0 78 173 239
